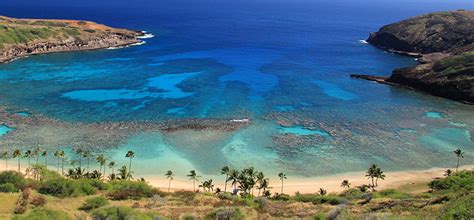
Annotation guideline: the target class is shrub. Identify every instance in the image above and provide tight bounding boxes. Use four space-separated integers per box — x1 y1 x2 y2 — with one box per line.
107 180 157 200
38 177 97 197
0 171 25 190
12 208 70 220
205 207 244 220
373 189 410 199
429 171 474 191
293 193 345 205
0 183 18 192
79 196 109 211
91 206 135 220
273 193 290 201
30 195 47 207
440 193 474 219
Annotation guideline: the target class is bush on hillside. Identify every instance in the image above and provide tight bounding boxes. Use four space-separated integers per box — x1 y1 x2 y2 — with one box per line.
293 193 346 205
429 171 474 191
12 208 70 220
90 206 135 220
79 196 109 211
30 195 47 207
205 207 245 220
0 171 25 190
0 183 18 192
38 177 97 197
107 180 158 200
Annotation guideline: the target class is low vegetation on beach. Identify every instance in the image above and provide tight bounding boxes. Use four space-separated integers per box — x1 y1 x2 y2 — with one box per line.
0 147 471 219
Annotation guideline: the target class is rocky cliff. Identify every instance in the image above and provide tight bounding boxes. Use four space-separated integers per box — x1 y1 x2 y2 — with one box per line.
360 10 474 104
0 16 143 63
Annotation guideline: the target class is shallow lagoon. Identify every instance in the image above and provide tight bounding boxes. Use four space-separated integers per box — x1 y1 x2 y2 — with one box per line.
0 0 473 178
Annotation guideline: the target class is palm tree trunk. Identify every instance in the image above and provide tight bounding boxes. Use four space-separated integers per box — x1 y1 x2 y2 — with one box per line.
456 156 460 172
193 179 195 192
258 188 261 197
168 179 171 192
128 158 132 180
61 158 64 176
281 179 284 194
57 158 60 173
87 158 90 173
375 177 379 186
17 158 20 173
224 175 228 192
371 177 374 187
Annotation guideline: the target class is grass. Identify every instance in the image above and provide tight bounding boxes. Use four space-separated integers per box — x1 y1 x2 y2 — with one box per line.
0 169 472 219
0 17 113 49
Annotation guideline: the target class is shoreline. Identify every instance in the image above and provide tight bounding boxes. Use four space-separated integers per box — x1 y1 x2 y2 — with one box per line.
1 161 471 195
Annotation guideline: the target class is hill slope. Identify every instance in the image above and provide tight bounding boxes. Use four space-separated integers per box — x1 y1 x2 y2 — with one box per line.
0 16 143 63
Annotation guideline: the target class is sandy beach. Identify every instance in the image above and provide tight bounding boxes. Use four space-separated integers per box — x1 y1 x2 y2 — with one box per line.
2 161 471 195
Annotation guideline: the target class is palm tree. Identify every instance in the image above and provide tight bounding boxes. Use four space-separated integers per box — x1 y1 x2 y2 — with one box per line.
75 148 83 169
444 169 452 177
33 146 41 165
228 169 239 194
374 167 386 186
278 172 287 194
258 178 270 197
187 170 200 192
54 151 61 173
341 179 351 189
41 150 48 167
366 164 378 187
13 149 22 173
453 148 464 172
83 151 92 173
256 172 265 196
24 149 33 170
165 170 174 192
96 154 106 177
108 161 116 179
118 165 128 180
199 179 214 192
1 151 8 171
125 151 135 180
59 150 66 175
221 166 230 192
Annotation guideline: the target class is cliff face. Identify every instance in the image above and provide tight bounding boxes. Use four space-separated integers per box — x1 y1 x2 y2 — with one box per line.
364 10 474 104
0 16 143 63
367 11 473 54
388 52 474 103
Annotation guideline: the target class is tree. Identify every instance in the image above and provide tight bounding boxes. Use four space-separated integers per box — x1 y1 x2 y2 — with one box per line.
96 154 106 178
256 172 265 196
108 161 116 180
199 179 214 192
341 179 350 189
83 151 92 173
41 150 48 167
319 188 327 196
453 148 464 172
125 151 135 180
59 150 66 175
165 170 174 192
278 172 287 194
75 149 83 169
221 166 230 192
24 150 33 170
13 149 22 173
374 167 386 186
54 151 61 173
0 151 8 171
33 146 41 165
187 170 200 192
117 166 129 180
366 164 378 187
228 169 239 194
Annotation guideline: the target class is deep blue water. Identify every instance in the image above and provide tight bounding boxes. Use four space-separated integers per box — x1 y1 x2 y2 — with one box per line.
0 0 473 177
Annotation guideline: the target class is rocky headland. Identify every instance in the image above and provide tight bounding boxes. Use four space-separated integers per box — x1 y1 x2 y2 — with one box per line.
0 16 144 63
353 10 474 104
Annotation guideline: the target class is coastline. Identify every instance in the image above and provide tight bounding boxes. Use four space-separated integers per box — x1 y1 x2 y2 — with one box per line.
1 161 471 195
0 16 147 64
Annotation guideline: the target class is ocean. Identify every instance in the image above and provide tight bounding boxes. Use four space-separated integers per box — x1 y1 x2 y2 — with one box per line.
0 0 473 178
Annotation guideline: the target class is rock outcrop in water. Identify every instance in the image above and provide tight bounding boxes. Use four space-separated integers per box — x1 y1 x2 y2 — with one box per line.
0 16 144 63
355 10 474 104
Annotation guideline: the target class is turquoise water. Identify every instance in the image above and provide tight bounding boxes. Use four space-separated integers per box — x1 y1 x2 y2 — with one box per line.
0 0 473 178
0 125 13 137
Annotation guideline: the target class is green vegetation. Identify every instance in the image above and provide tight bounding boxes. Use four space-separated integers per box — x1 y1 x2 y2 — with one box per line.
432 52 474 76
0 147 470 219
79 196 109 211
